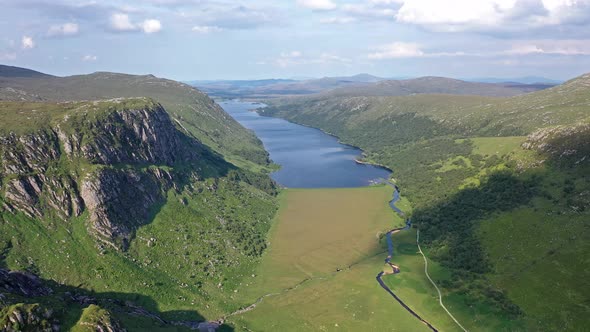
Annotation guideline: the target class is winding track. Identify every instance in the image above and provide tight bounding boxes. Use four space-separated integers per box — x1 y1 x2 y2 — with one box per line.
376 179 439 332
417 230 469 332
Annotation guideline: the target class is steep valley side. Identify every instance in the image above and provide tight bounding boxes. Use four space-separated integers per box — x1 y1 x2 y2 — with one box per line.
259 74 590 331
0 98 278 331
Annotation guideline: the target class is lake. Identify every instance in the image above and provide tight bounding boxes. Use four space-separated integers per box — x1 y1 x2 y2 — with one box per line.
220 100 391 188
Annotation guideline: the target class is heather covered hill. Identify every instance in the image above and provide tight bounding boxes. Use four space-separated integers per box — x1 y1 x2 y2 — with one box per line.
259 73 590 331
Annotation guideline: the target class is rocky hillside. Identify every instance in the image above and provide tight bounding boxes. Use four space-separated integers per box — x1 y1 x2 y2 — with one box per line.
0 96 277 330
0 67 269 168
523 121 590 166
0 98 205 250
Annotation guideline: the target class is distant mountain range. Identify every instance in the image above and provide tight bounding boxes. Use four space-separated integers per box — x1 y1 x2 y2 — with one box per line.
190 73 557 99
464 76 563 84
188 73 388 99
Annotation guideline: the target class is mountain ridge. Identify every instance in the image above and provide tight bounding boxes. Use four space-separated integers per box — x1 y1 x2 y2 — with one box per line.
0 66 270 169
0 66 278 330
0 65 53 78
192 73 554 99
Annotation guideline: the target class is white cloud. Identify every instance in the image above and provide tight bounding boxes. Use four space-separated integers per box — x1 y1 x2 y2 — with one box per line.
109 13 162 34
275 51 302 67
110 13 137 31
297 0 337 10
369 0 404 4
342 3 397 18
192 25 223 33
21 36 34 49
141 19 162 34
269 51 351 67
366 39 590 60
396 0 515 26
280 51 303 58
506 40 590 55
368 42 424 59
394 0 590 31
0 52 17 61
318 53 352 63
320 17 357 24
48 23 79 37
82 55 98 61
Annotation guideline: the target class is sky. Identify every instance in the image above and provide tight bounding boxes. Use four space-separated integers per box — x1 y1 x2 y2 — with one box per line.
1 0 590 81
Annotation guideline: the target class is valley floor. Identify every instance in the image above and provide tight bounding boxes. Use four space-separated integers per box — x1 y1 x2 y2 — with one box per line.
225 186 516 331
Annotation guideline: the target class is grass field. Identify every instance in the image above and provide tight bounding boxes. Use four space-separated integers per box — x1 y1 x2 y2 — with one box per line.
479 204 590 331
226 186 510 331
236 186 396 301
467 137 527 156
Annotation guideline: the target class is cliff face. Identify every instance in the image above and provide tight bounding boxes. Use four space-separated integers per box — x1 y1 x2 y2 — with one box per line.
0 98 203 250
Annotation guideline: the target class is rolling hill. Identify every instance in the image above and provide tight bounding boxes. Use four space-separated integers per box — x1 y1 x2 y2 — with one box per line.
0 66 278 331
319 76 554 97
260 73 590 331
192 73 553 100
0 68 269 169
0 64 54 78
191 74 388 99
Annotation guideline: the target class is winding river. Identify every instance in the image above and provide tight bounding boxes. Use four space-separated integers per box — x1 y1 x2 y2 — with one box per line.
377 180 439 332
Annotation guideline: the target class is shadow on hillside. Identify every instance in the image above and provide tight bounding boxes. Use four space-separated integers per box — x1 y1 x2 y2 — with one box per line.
120 125 276 247
0 267 234 331
405 170 538 317
412 171 536 273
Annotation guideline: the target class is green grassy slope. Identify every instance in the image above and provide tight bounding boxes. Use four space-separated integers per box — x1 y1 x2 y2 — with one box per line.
317 76 552 98
0 71 269 169
228 187 439 331
0 96 278 329
193 75 551 100
260 73 590 331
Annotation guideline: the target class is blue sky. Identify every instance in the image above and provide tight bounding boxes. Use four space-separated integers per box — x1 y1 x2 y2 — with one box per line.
1 0 590 80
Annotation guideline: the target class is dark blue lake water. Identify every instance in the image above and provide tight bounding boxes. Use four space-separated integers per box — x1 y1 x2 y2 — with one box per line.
220 100 391 188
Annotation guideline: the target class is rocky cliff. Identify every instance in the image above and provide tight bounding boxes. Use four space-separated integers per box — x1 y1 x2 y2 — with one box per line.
0 98 206 250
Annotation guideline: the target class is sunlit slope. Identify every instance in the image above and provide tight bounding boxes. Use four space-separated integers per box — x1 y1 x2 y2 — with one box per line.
0 70 269 167
258 73 590 331
262 73 590 143
228 187 513 332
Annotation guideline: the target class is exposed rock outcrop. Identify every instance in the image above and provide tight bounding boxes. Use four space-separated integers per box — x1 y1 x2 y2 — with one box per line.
57 105 198 165
0 130 60 176
0 99 203 250
4 174 83 219
0 303 59 332
80 168 174 250
523 122 590 166
75 304 126 332
0 268 52 297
